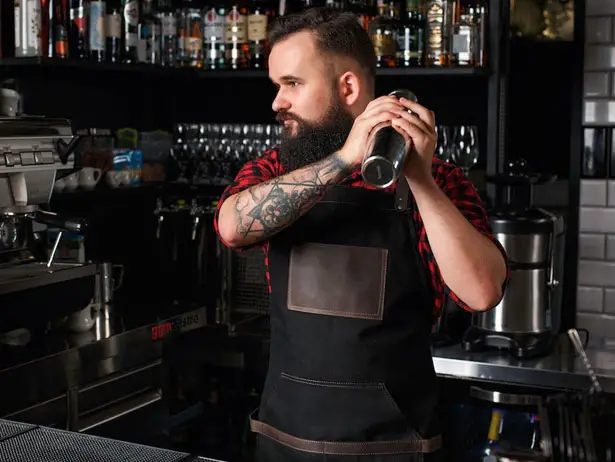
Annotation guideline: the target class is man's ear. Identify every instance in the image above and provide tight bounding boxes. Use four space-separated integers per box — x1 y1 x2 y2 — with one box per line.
336 71 362 107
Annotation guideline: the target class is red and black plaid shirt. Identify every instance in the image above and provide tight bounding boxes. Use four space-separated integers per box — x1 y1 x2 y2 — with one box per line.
214 148 509 320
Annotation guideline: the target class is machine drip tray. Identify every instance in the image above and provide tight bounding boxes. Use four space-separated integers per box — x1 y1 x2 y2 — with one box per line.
462 325 554 359
0 262 96 295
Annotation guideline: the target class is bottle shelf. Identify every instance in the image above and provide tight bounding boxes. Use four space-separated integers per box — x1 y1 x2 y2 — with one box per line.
0 57 490 79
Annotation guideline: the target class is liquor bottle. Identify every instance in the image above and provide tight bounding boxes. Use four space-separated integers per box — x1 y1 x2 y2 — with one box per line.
225 0 249 70
69 0 88 59
471 0 486 67
157 0 178 66
369 0 396 68
122 0 139 63
203 0 225 69
139 0 162 64
15 0 43 57
247 0 269 69
483 408 504 458
0 2 3 57
106 0 123 62
325 0 343 10
90 0 107 62
182 0 204 68
42 0 51 57
397 0 424 67
348 0 375 32
51 0 69 58
425 0 454 66
44 0 68 58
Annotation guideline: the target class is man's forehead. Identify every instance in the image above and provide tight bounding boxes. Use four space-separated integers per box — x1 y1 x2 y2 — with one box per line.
269 31 326 79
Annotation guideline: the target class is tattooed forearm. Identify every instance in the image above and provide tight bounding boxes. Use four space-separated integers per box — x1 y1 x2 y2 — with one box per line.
218 152 351 247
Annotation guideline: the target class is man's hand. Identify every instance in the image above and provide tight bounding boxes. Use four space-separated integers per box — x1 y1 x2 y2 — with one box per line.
338 95 412 169
389 98 438 185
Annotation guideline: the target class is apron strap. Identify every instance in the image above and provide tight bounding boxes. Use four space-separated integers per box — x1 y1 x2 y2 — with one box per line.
395 178 411 212
250 409 442 455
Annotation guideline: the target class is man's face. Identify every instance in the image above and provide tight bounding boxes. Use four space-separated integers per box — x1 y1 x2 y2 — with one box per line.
268 31 355 172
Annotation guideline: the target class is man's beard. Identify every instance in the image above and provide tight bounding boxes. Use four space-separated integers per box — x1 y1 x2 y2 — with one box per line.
277 100 355 173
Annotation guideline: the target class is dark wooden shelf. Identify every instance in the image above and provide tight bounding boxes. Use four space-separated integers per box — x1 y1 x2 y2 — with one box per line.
376 66 489 77
0 57 489 79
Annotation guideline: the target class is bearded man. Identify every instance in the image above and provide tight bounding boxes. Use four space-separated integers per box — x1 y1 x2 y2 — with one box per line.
214 7 509 462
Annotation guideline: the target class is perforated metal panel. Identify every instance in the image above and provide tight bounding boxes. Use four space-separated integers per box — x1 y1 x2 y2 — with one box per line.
0 423 201 462
0 420 35 440
230 247 269 315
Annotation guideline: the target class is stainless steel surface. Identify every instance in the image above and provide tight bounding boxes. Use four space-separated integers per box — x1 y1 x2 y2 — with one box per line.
0 205 37 215
567 328 602 393
473 213 565 339
77 359 162 432
0 304 207 427
78 388 161 432
476 269 549 334
0 420 210 462
47 230 63 267
95 262 123 304
361 89 417 189
537 400 552 458
469 386 543 405
0 262 97 295
433 337 615 393
493 233 550 264
0 116 74 211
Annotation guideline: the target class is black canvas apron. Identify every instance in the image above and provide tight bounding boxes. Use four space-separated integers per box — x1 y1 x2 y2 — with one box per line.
250 181 442 461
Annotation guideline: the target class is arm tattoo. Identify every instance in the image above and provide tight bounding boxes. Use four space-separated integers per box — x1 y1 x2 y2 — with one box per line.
233 152 350 241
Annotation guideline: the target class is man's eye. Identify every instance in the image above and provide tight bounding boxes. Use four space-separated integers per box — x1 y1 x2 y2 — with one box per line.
288 81 298 87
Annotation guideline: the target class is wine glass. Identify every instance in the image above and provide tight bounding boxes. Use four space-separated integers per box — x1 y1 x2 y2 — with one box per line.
435 126 452 162
451 125 479 174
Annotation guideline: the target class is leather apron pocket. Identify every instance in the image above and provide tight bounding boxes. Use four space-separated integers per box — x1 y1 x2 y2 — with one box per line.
288 243 388 320
263 373 409 442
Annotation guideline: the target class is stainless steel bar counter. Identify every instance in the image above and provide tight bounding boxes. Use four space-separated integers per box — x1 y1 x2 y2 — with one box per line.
432 337 615 393
233 319 615 394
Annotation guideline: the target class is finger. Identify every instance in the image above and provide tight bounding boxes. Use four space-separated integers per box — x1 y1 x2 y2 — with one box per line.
358 110 403 134
393 108 437 140
391 123 412 145
399 99 436 128
392 117 424 142
366 95 399 110
360 100 405 120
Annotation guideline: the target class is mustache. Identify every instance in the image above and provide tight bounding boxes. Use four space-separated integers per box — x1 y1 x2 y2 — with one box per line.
276 111 301 123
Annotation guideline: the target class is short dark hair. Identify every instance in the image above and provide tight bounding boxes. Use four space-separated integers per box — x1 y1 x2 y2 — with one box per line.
268 7 377 93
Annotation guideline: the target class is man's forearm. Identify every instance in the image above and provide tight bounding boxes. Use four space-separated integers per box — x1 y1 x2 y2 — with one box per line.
218 152 351 248
408 177 507 311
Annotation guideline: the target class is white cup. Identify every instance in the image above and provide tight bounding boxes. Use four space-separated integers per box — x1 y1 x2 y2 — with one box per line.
64 173 79 192
0 89 20 117
79 167 102 190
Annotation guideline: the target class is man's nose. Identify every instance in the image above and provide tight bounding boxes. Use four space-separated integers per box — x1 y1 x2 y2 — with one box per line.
272 93 291 113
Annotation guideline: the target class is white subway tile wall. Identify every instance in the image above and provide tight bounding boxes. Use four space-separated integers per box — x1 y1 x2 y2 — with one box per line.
584 72 609 97
578 0 615 336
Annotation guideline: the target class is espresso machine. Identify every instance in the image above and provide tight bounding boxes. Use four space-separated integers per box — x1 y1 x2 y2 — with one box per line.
0 115 96 337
